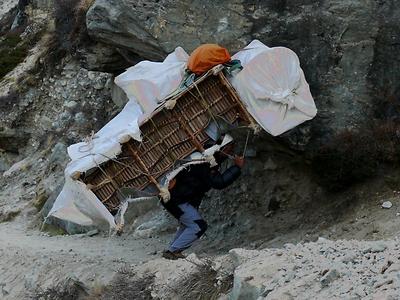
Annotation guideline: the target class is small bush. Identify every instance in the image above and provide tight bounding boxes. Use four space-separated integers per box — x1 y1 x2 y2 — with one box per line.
54 0 80 50
0 33 28 78
74 0 96 29
311 122 400 191
0 48 27 77
176 259 233 300
86 271 153 300
0 210 21 223
2 32 22 47
70 0 95 53
53 0 94 55
32 277 87 300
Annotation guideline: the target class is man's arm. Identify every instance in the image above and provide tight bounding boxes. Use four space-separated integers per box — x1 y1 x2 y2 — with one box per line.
209 156 244 190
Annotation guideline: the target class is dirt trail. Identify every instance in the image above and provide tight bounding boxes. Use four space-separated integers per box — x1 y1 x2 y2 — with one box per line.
0 221 169 299
1 157 400 299
2 176 400 297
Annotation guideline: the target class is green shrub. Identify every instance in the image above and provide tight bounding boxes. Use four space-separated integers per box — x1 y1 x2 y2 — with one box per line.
0 48 28 78
2 33 21 48
0 33 28 79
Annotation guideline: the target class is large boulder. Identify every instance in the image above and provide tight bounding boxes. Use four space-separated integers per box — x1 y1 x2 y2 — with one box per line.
78 42 142 73
86 0 250 60
86 0 400 146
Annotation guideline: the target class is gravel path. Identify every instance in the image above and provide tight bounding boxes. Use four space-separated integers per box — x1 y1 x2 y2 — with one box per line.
0 222 168 299
229 238 400 299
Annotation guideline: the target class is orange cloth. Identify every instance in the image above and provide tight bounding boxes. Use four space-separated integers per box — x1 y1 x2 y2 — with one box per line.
187 44 231 75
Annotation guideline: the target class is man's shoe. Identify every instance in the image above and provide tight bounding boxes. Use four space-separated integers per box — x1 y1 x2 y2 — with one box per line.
162 250 186 260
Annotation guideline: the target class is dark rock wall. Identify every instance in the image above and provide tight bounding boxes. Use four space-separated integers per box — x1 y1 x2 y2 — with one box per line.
85 0 400 241
86 0 400 147
368 1 400 120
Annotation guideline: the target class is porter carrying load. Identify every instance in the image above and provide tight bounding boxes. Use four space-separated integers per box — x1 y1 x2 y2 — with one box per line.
47 40 317 231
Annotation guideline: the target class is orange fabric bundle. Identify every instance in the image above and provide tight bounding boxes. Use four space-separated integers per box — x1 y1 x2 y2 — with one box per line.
187 44 231 75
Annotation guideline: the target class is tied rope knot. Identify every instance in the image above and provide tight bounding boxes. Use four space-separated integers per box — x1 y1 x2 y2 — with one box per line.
165 99 177 110
78 130 96 153
278 87 298 110
249 122 262 134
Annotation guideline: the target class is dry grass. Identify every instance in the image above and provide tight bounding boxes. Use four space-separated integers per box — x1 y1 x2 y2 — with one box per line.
173 259 233 300
86 260 233 300
30 260 232 300
85 267 153 300
0 210 21 223
31 277 87 300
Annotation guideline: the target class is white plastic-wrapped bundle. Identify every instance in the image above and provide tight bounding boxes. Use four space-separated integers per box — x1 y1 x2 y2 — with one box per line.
114 47 189 115
47 176 117 228
231 40 317 136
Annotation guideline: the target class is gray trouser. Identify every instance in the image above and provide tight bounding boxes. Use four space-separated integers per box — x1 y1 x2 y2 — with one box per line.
168 203 208 252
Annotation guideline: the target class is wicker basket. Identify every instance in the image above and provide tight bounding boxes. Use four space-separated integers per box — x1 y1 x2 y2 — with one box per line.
81 69 252 213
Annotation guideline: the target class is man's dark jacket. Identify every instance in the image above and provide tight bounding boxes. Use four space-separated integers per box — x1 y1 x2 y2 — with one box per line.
161 163 241 219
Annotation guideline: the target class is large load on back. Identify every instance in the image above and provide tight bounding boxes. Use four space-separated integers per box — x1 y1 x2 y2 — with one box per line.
81 67 253 214
47 40 317 231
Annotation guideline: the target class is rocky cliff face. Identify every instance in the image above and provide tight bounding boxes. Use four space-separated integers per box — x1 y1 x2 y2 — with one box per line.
0 0 399 236
86 0 400 146
1 1 400 299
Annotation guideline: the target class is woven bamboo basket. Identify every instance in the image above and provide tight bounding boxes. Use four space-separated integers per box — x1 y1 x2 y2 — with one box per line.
80 68 253 213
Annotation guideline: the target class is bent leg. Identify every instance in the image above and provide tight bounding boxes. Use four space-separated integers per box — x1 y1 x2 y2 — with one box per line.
170 225 185 247
169 203 207 252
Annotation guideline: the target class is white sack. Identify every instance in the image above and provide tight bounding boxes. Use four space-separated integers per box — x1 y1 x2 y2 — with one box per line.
114 47 189 115
51 98 142 229
48 177 116 228
231 40 317 136
48 48 189 228
66 100 142 178
65 47 189 178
